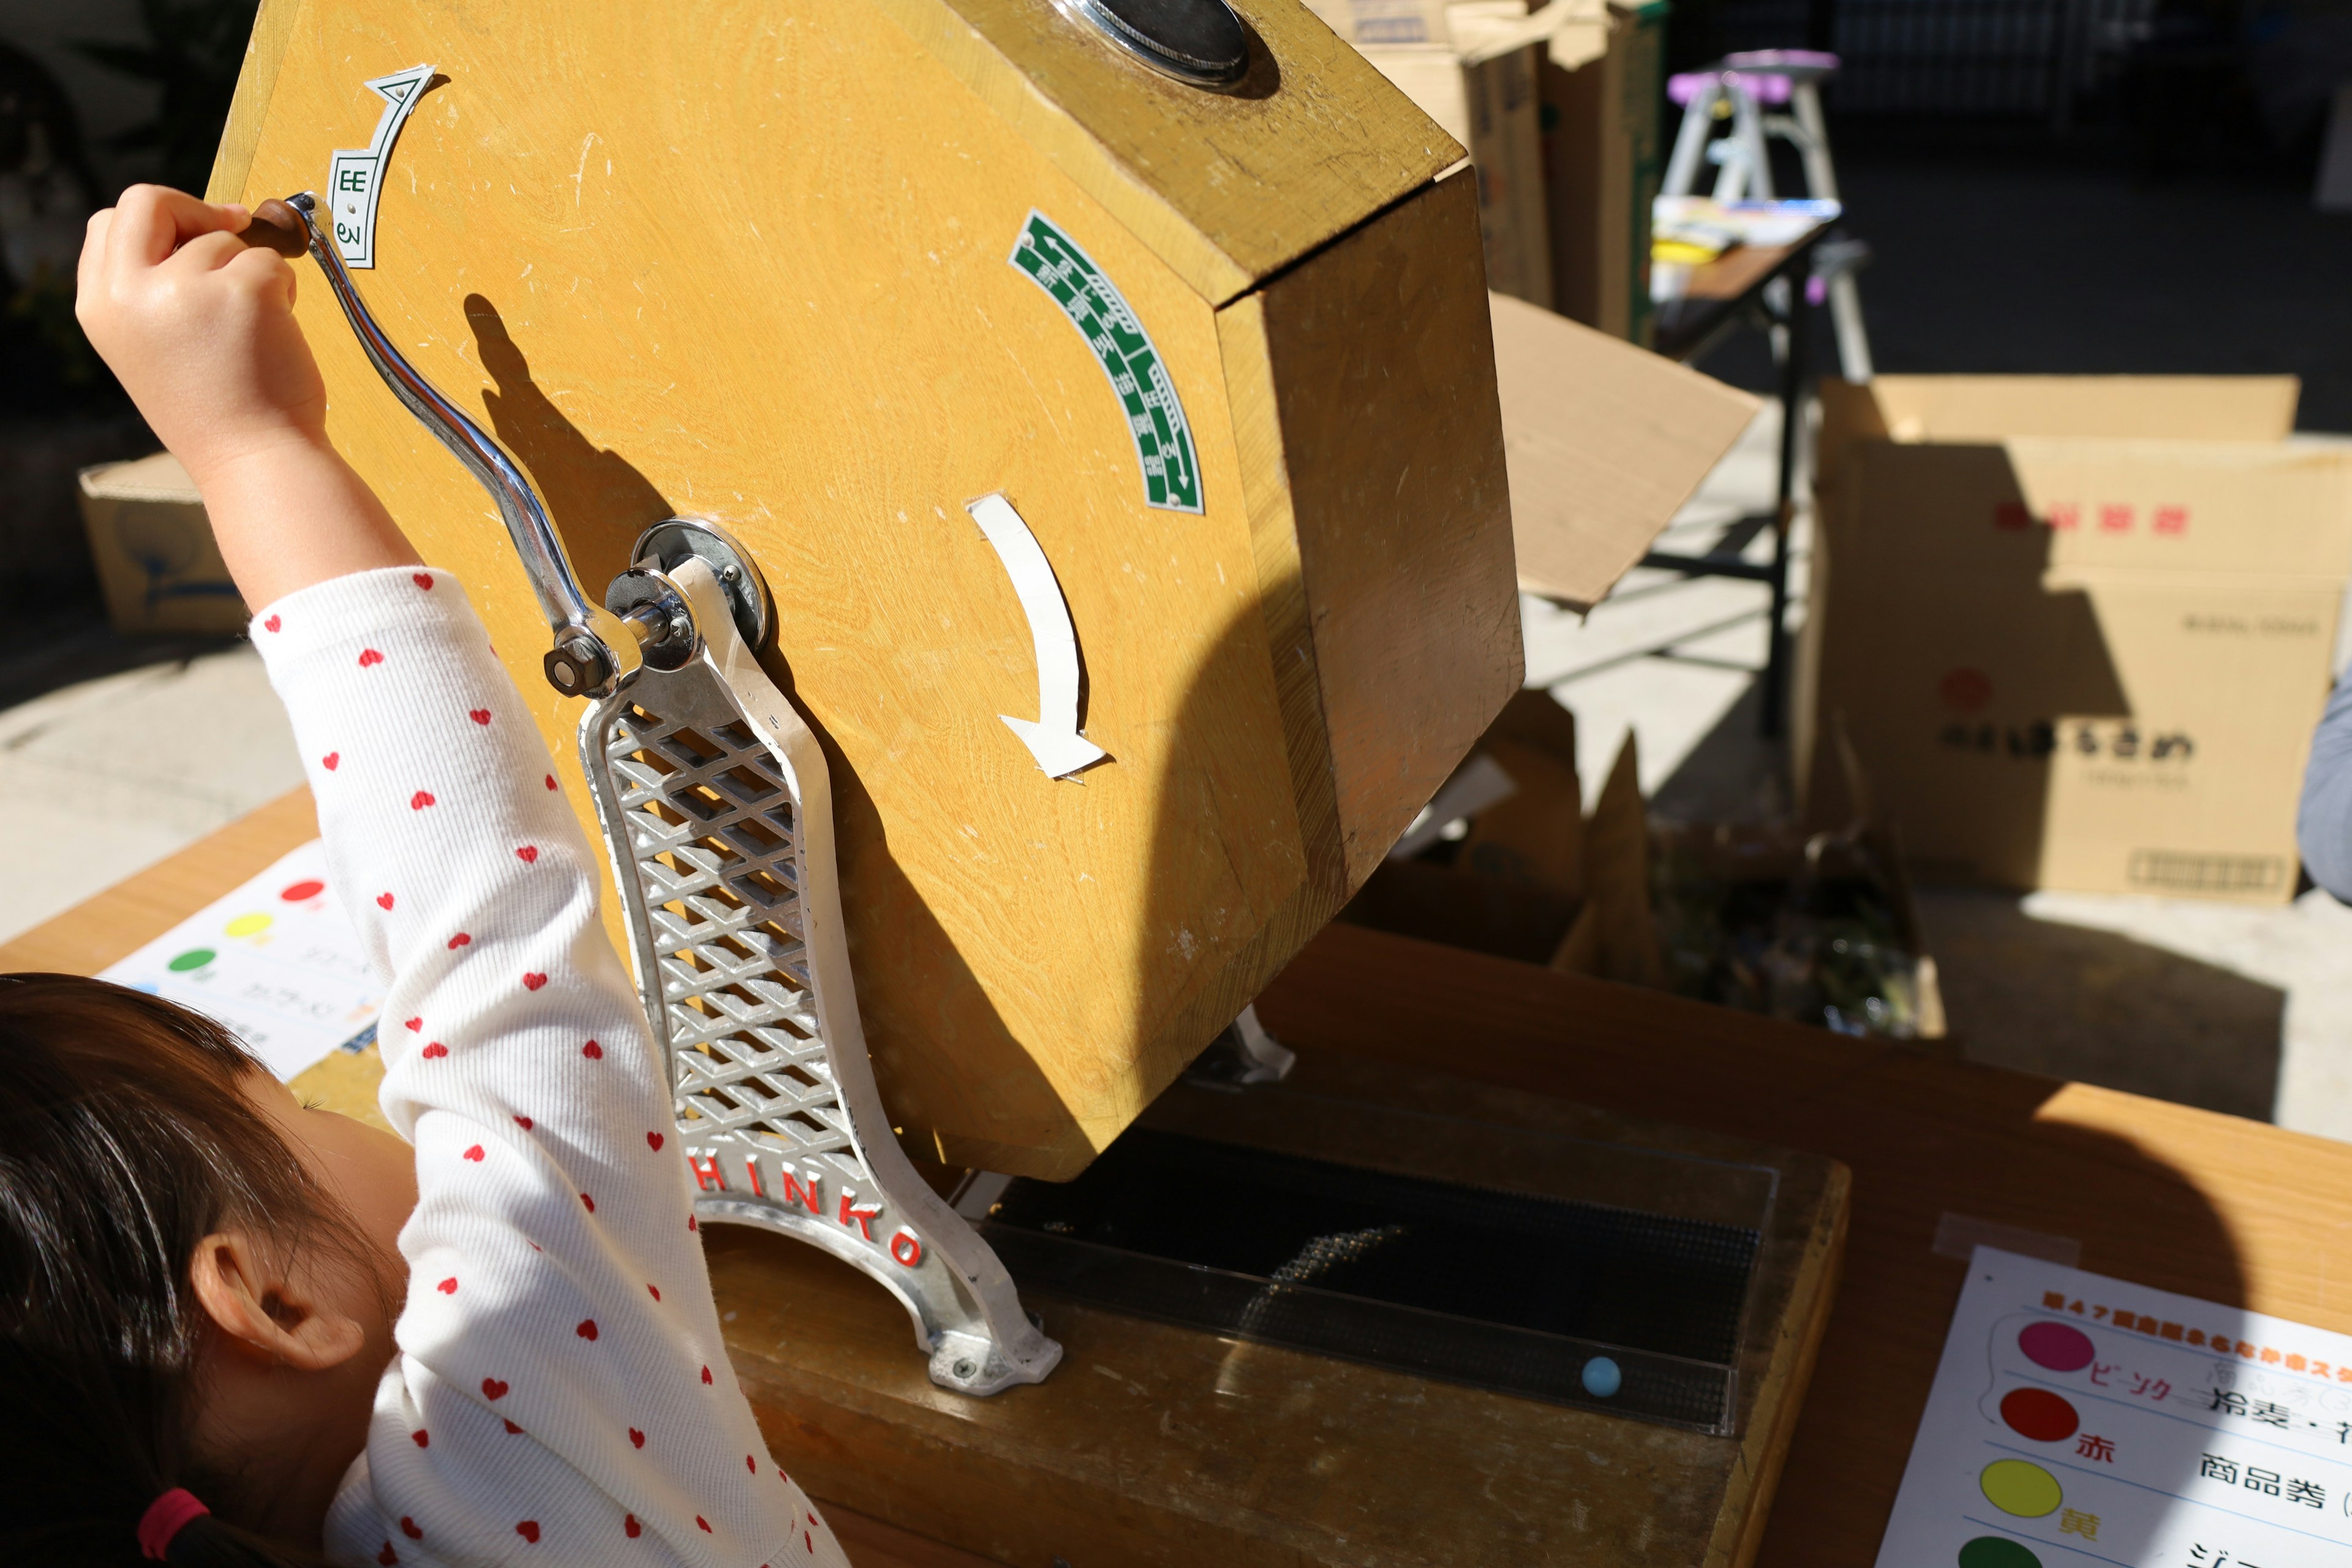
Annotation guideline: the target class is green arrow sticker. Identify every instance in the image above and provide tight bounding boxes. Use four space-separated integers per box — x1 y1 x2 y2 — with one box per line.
1010 211 1202 514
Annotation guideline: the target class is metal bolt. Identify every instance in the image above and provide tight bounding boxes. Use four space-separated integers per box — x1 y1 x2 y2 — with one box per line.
720 562 742 583
952 1358 977 1379
548 657 578 692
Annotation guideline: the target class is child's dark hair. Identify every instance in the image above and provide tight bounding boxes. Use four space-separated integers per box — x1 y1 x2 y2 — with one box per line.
0 973 371 1566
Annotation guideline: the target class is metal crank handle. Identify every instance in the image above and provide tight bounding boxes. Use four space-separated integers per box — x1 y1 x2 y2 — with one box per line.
243 193 641 698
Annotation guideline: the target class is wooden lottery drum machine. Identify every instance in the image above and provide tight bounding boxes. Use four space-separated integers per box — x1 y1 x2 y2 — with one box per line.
218 2 1841 1561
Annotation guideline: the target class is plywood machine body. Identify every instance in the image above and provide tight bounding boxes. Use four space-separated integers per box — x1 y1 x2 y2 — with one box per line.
213 0 1523 1185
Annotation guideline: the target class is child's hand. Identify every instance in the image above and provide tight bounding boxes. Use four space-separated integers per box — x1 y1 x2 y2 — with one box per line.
75 184 419 608
76 186 330 488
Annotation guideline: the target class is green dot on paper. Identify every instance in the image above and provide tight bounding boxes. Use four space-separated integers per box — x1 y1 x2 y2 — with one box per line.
1958 1536 2041 1568
167 948 216 973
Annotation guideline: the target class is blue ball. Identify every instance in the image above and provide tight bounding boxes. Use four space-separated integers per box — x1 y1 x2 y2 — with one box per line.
1581 1356 1624 1398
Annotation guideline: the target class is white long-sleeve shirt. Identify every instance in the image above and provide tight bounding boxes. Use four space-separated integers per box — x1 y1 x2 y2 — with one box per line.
253 567 851 1568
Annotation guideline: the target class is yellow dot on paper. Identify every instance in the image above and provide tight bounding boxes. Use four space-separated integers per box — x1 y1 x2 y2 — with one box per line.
224 913 273 938
1980 1460 2062 1518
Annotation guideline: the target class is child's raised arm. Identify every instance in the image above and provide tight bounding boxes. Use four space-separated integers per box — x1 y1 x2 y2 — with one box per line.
76 185 419 602
78 187 848 1567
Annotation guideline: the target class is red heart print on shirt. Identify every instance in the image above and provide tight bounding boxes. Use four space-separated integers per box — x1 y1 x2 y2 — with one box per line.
544 774 558 791
322 752 339 771
513 1114 533 1130
696 1517 712 1534
646 1131 663 1151
463 1145 484 1162
701 1365 714 1385
581 1040 603 1060
436 1277 456 1295
377 892 394 910
576 1319 598 1341
481 1378 508 1401
358 649 384 668
263 614 281 633
503 1419 523 1435
624 1515 642 1540
628 1428 644 1449
581 1193 595 1212
399 1518 421 1541
376 1544 396 1566
447 932 471 949
514 1522 540 1544
515 846 538 864
747 1455 758 1473
647 1283 661 1301
413 573 434 590
404 1017 421 1032
410 791 435 810
522 972 547 991
410 1430 428 1448
421 1042 448 1059
470 709 491 725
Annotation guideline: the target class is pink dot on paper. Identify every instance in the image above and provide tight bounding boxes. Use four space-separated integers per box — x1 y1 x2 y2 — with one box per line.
2018 1321 2095 1373
281 879 325 902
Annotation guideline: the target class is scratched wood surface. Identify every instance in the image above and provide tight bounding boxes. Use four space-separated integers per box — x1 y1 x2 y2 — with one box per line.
31 801 2352 1563
208 0 1519 1180
709 1051 1847 1568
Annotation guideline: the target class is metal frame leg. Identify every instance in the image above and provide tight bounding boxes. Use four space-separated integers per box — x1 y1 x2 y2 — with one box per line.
1761 265 1812 740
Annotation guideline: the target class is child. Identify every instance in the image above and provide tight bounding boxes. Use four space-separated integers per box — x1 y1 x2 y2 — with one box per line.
1 184 853 1567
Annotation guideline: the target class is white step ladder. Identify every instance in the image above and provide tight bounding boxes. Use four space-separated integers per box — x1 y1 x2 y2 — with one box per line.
1661 49 1874 382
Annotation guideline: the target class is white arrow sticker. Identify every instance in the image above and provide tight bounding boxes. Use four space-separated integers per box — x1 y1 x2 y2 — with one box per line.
326 63 435 270
967 493 1107 780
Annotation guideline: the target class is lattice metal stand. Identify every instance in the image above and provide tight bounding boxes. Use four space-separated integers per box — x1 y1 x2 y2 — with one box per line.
585 563 1060 1393
268 189 1061 1395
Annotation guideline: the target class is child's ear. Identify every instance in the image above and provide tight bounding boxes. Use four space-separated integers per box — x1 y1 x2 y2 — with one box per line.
187 1229 366 1372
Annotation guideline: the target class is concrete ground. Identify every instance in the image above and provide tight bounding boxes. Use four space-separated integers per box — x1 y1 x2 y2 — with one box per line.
0 626 302 946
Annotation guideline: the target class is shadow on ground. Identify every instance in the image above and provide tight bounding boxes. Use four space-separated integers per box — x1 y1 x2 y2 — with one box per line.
1915 886 2286 1123
1649 678 1787 824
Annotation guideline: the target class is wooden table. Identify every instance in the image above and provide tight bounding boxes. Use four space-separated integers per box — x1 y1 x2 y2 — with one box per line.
17 788 2352 1566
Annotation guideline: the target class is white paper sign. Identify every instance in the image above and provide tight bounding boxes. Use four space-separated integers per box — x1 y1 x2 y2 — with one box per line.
99 839 382 1084
1878 1247 2352 1568
326 63 435 270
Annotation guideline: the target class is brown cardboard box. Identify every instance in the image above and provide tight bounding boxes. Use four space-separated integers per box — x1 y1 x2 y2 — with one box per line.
1539 0 1667 345
1490 290 1759 608
1342 693 1948 1039
1798 375 2352 903
1309 0 1568 307
77 452 248 635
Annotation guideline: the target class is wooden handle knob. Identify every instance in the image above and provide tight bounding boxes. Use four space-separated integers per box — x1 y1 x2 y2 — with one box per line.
241 198 311 258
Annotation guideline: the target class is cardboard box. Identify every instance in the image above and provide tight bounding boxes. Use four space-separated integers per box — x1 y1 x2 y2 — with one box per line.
1798 375 2352 903
1342 693 1947 1039
1309 0 1573 307
1539 0 1667 345
1490 290 1759 608
77 452 247 635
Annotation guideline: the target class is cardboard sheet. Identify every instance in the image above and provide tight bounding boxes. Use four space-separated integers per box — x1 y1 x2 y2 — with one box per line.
1878 1246 2352 1567
1489 290 1760 609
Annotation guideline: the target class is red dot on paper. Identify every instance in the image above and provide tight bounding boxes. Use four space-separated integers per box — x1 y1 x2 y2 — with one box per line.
281 879 325 902
2018 1321 2096 1373
1999 1385 2079 1443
